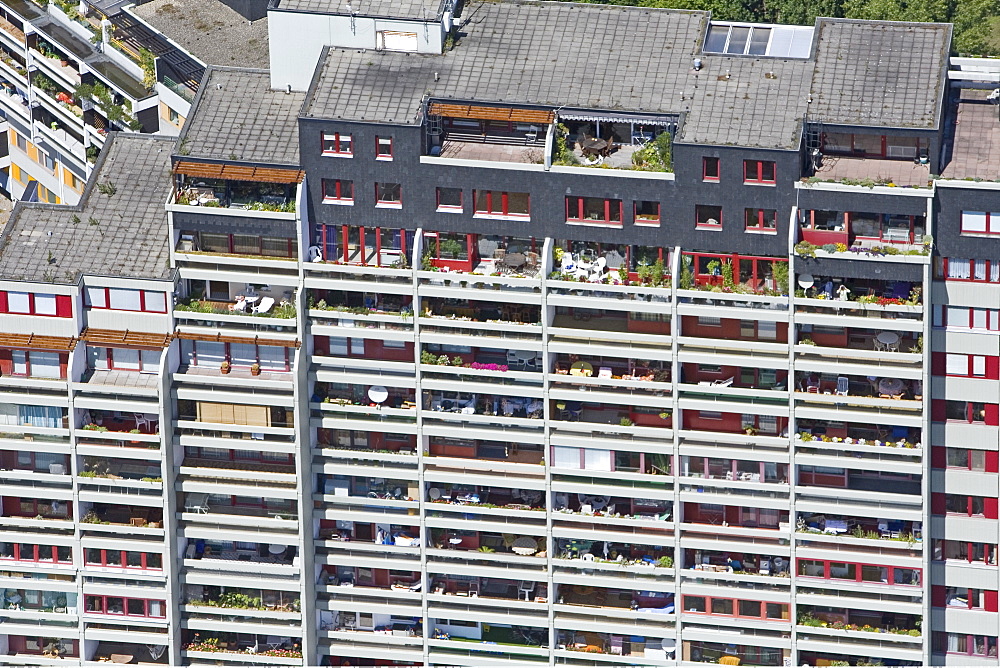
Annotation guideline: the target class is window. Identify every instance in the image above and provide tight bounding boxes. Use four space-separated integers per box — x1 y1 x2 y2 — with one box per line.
86 288 167 313
946 353 988 377
745 208 776 232
938 257 1000 283
84 548 161 570
376 136 393 160
84 595 165 618
566 196 622 226
696 205 722 229
436 187 462 212
37 148 55 173
683 595 787 620
375 182 402 208
183 339 290 372
944 494 988 516
703 157 720 181
473 190 530 219
0 543 71 563
744 160 775 184
8 350 63 379
634 201 660 226
14 132 27 152
935 305 1000 331
188 231 295 258
65 169 83 192
168 107 180 124
321 179 353 204
0 291 71 317
933 539 997 564
942 400 989 423
945 447 988 471
322 132 352 156
697 316 722 326
797 558 921 586
961 211 1000 235
944 587 985 609
934 632 998 657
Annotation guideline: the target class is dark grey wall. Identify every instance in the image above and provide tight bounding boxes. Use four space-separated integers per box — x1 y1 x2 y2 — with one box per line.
173 211 299 237
934 186 1000 258
796 189 930 218
301 118 804 257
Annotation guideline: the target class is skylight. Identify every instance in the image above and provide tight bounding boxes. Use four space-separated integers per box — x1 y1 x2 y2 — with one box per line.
704 22 814 58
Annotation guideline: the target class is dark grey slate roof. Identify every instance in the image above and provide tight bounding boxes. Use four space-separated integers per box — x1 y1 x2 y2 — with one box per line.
0 135 175 284
273 0 447 19
178 67 305 165
808 19 951 129
300 2 953 150
302 2 708 124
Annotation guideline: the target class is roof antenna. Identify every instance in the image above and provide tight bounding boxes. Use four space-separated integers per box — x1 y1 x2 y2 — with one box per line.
434 72 439 82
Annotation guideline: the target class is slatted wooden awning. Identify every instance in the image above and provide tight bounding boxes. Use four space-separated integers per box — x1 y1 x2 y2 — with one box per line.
81 329 173 349
0 333 76 351
427 102 554 125
173 161 305 184
175 331 300 348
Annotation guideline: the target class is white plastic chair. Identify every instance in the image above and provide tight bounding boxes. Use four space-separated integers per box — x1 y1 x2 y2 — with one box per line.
835 376 849 396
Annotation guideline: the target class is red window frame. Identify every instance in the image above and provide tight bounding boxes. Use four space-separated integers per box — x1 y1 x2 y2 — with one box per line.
90 346 160 372
375 136 393 160
960 211 1000 236
0 291 72 317
565 196 623 226
473 190 530 219
0 543 70 563
942 493 991 517
321 132 352 156
933 305 1000 330
797 558 921 586
634 201 661 226
435 187 462 212
942 586 986 609
84 548 162 570
745 208 777 233
5 350 67 379
933 539 996 564
681 595 787 620
743 159 776 184
86 288 168 313
703 157 720 182
695 205 722 229
321 179 353 204
944 353 989 378
84 595 166 618
937 257 1000 283
375 182 402 207
936 632 999 657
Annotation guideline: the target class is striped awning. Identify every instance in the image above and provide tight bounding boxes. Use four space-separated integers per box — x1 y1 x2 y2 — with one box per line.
0 333 76 351
557 110 677 126
173 161 304 184
81 329 173 349
428 102 554 124
175 331 300 348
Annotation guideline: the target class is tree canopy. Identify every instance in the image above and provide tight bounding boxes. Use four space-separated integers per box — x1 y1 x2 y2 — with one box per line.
557 0 1000 55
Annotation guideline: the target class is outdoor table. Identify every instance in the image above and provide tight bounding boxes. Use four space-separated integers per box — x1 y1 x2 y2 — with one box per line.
368 386 389 403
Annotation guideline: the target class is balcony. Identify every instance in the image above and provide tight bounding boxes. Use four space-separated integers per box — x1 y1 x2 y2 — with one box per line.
80 368 159 390
557 583 673 613
185 586 300 614
551 306 671 338
308 289 412 318
554 120 673 173
175 293 296 320
810 152 930 188
80 455 160 483
182 634 302 663
424 391 543 420
425 483 545 512
794 274 922 310
555 631 676 660
421 233 541 278
795 421 921 450
82 503 163 529
681 549 789 581
181 495 297 525
427 529 543 560
555 538 673 570
2 588 76 615
794 371 922 403
422 297 540 327
187 540 298 567
430 126 546 166
430 575 547 604
797 608 922 640
91 642 169 665
798 210 929 254
174 179 296 213
80 410 159 435
796 325 922 359
797 513 922 545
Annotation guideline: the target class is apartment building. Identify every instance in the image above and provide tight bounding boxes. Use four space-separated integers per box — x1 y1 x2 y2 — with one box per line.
0 0 199 205
0 0 997 665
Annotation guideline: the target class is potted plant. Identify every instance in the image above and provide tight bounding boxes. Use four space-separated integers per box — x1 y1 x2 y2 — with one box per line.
250 363 261 376
220 361 231 374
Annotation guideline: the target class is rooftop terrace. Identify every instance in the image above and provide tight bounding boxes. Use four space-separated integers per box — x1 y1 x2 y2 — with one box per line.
940 89 1000 181
271 0 448 20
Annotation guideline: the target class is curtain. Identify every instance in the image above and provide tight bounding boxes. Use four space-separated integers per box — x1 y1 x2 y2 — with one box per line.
18 405 62 428
552 446 582 469
258 345 287 371
195 342 225 368
29 352 60 379
229 343 257 368
108 289 142 311
140 349 161 373
948 259 971 279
